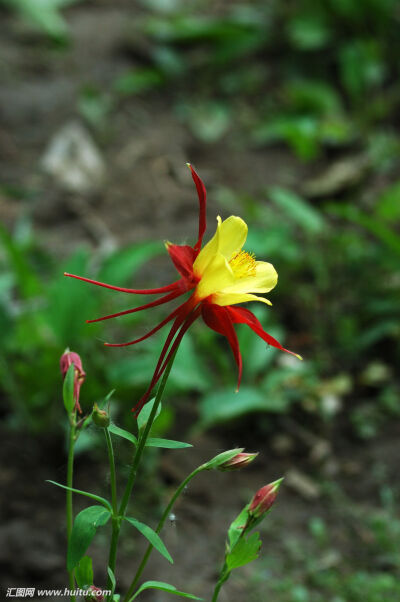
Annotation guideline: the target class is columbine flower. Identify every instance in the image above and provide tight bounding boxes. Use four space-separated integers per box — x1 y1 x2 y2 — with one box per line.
65 165 300 414
60 350 86 413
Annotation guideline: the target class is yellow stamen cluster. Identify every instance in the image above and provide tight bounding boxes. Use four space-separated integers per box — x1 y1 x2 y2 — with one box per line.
229 250 257 279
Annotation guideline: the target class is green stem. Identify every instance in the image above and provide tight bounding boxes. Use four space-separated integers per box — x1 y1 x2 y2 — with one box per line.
66 418 76 602
119 351 178 517
106 350 179 598
105 428 118 515
211 564 231 602
105 428 119 584
123 466 204 602
212 525 248 602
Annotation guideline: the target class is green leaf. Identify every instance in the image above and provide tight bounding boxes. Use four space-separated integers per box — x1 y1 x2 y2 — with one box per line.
145 438 192 449
47 249 95 345
75 556 93 588
124 517 173 564
376 182 400 223
137 397 160 432
287 14 331 50
106 354 156 388
226 532 261 570
46 480 112 512
3 0 78 39
284 79 341 115
0 272 14 299
62 363 75 414
177 101 230 143
107 566 116 597
170 333 210 392
0 222 41 298
339 40 385 101
78 88 112 130
228 505 250 549
67 506 111 571
199 387 269 428
254 115 320 160
269 187 325 234
108 423 138 445
103 389 116 404
328 204 400 256
114 69 164 96
130 580 202 601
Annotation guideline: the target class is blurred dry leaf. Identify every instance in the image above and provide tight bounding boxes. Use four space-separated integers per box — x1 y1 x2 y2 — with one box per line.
271 434 295 455
285 468 320 499
313 550 341 571
302 154 369 197
41 121 105 193
309 439 331 464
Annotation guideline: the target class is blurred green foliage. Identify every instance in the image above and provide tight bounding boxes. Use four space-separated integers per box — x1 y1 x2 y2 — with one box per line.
1 0 79 39
101 0 400 157
1 0 399 442
7 0 400 157
247 486 400 601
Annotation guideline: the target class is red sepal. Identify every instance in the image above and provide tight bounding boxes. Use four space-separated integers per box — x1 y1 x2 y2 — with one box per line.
103 295 193 347
202 303 242 391
227 306 298 358
64 272 184 295
132 297 200 415
87 289 183 324
188 164 207 254
166 243 197 285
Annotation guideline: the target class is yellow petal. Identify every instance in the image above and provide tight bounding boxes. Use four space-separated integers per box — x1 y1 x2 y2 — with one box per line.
193 215 248 277
211 292 272 307
193 216 221 276
221 261 278 294
218 216 248 260
195 252 235 300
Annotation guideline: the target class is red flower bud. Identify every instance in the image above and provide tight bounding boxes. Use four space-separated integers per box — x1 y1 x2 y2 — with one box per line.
218 452 258 471
248 478 283 518
60 350 86 413
86 586 104 600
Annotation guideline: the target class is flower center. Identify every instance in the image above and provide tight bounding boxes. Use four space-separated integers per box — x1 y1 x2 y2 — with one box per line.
229 250 256 279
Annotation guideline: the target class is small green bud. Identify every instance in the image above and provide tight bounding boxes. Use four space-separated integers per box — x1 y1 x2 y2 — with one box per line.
92 403 110 428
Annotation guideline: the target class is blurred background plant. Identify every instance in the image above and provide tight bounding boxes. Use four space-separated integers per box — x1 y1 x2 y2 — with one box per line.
0 0 399 599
